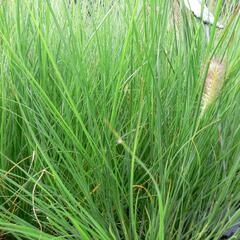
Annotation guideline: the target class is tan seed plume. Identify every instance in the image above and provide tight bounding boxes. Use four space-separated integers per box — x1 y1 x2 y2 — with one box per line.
172 0 182 29
201 58 226 115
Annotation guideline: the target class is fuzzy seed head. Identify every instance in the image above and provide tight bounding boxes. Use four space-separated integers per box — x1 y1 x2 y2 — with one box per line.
172 0 182 29
201 59 226 114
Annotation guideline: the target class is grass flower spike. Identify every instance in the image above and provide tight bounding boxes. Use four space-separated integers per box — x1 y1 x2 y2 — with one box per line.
201 58 226 115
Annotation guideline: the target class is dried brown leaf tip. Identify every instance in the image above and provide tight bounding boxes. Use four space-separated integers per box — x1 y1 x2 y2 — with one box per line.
201 58 226 115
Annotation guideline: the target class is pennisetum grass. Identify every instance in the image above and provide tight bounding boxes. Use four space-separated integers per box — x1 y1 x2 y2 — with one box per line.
0 0 239 239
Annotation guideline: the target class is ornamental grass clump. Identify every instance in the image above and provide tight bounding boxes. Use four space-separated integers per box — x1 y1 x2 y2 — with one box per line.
0 0 240 239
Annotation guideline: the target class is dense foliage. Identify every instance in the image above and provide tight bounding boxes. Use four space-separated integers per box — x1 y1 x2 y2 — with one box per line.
0 1 239 239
